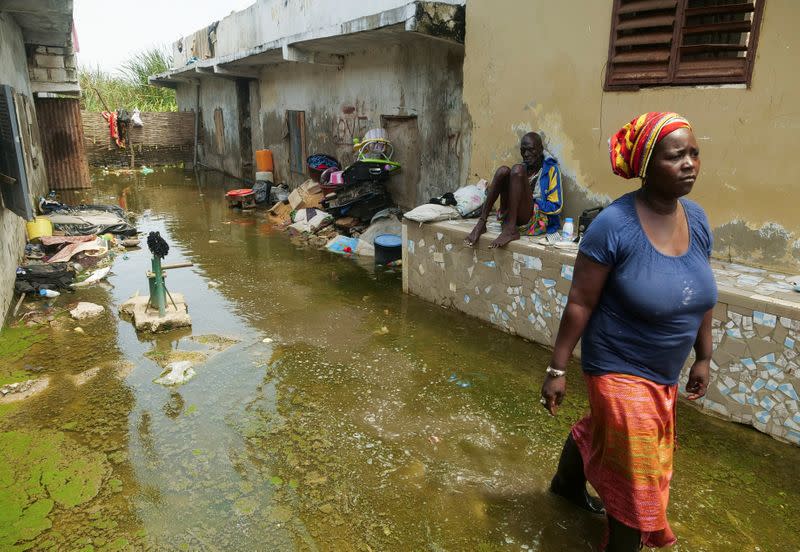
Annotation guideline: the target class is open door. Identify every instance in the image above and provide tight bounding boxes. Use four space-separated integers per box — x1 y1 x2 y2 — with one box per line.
381 115 420 211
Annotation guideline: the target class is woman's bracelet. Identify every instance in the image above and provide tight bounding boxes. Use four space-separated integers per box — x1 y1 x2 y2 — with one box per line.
545 366 566 378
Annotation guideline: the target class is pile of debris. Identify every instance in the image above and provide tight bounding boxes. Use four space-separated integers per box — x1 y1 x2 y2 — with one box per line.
12 196 141 318
228 130 406 265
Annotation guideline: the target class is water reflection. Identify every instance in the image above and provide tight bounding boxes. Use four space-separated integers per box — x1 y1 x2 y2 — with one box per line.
1 167 799 550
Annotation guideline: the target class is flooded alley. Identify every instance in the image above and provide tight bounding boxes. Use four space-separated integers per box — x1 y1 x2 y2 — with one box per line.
0 168 798 551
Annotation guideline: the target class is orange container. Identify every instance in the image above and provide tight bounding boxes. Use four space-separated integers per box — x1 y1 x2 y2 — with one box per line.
255 149 274 172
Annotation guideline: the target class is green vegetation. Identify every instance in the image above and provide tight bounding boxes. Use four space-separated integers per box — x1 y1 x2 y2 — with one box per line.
79 46 177 112
0 326 46 365
0 430 109 550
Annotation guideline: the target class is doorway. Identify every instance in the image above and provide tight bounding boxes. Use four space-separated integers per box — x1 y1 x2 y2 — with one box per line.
381 115 420 211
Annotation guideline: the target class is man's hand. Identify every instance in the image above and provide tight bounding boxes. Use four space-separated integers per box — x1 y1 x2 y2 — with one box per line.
540 374 566 416
685 360 710 400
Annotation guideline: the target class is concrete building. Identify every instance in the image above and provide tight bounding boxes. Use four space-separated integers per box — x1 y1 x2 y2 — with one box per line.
0 1 79 327
462 0 797 272
400 0 800 446
150 0 468 210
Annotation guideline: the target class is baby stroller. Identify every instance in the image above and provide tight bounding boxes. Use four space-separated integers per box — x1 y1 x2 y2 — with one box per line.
321 129 402 221
351 128 401 176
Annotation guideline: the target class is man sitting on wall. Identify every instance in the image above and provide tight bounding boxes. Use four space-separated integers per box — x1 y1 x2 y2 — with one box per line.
464 132 563 248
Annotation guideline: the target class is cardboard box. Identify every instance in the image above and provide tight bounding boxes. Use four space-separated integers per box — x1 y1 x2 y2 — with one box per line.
267 201 292 225
288 179 325 210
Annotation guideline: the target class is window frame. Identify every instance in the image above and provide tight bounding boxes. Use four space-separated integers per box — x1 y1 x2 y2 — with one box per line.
604 0 765 91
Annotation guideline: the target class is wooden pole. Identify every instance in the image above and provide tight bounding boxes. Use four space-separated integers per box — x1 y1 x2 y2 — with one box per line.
12 292 25 318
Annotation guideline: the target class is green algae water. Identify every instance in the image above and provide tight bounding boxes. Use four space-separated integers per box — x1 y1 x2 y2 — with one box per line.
1 167 800 551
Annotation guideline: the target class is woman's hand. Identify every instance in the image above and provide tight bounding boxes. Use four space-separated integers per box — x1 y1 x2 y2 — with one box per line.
685 359 710 400
540 374 566 416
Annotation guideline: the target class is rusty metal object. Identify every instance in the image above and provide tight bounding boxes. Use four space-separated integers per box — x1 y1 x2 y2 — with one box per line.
35 97 91 189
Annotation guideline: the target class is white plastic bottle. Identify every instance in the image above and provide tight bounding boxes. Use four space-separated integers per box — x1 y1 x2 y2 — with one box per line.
562 217 574 241
39 289 60 298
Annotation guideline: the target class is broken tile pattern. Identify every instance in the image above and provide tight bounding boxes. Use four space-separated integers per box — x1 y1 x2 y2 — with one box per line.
686 300 800 447
404 220 800 447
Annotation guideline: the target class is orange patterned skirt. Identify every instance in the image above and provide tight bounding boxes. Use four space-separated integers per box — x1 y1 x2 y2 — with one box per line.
571 373 678 548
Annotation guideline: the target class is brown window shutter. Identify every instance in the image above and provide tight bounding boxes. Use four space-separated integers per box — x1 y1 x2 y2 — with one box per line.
674 0 764 85
605 0 680 89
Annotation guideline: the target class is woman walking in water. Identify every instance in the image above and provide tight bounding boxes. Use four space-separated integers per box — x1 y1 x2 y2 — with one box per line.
541 112 717 550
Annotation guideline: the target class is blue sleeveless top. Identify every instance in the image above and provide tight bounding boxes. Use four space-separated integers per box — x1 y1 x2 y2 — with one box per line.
578 192 718 385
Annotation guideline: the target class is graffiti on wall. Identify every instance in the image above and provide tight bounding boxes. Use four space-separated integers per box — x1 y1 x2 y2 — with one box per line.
334 101 370 145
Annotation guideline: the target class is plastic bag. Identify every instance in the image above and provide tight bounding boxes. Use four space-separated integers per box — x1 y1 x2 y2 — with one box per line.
326 235 360 255
289 208 332 234
131 108 143 127
403 203 460 223
453 179 488 216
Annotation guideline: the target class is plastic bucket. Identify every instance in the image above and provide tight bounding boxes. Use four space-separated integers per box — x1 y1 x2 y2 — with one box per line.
26 216 53 240
255 171 273 182
255 149 274 172
374 233 402 265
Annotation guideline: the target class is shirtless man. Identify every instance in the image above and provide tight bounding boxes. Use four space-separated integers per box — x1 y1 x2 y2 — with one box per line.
464 132 563 248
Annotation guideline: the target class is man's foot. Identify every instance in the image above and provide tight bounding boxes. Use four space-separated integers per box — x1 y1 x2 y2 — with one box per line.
464 219 487 247
550 476 606 515
490 228 520 248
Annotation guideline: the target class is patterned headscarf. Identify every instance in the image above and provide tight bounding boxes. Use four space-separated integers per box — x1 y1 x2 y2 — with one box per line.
609 112 692 179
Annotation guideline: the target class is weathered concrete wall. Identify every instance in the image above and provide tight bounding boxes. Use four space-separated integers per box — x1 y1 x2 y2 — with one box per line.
27 44 79 95
251 39 465 202
462 1 800 272
171 0 466 66
191 78 241 177
0 13 48 327
404 219 800 447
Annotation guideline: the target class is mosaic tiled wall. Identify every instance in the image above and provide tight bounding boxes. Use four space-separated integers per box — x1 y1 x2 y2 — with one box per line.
403 220 800 447
698 304 800 446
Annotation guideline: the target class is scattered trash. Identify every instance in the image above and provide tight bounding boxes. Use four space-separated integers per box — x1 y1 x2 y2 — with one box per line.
428 434 441 445
74 327 84 334
141 166 154 175
131 108 143 127
326 235 359 255
25 216 53 240
121 238 141 248
288 179 325 210
373 326 389 336
262 337 274 343
70 302 105 320
41 204 137 236
289 208 333 234
448 373 472 388
208 240 219 244
45 236 108 264
15 262 75 294
39 289 60 298
153 361 195 386
24 243 44 260
72 266 111 288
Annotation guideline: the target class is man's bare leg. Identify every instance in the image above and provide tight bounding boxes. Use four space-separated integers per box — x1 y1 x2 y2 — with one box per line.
490 164 529 248
464 166 511 246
